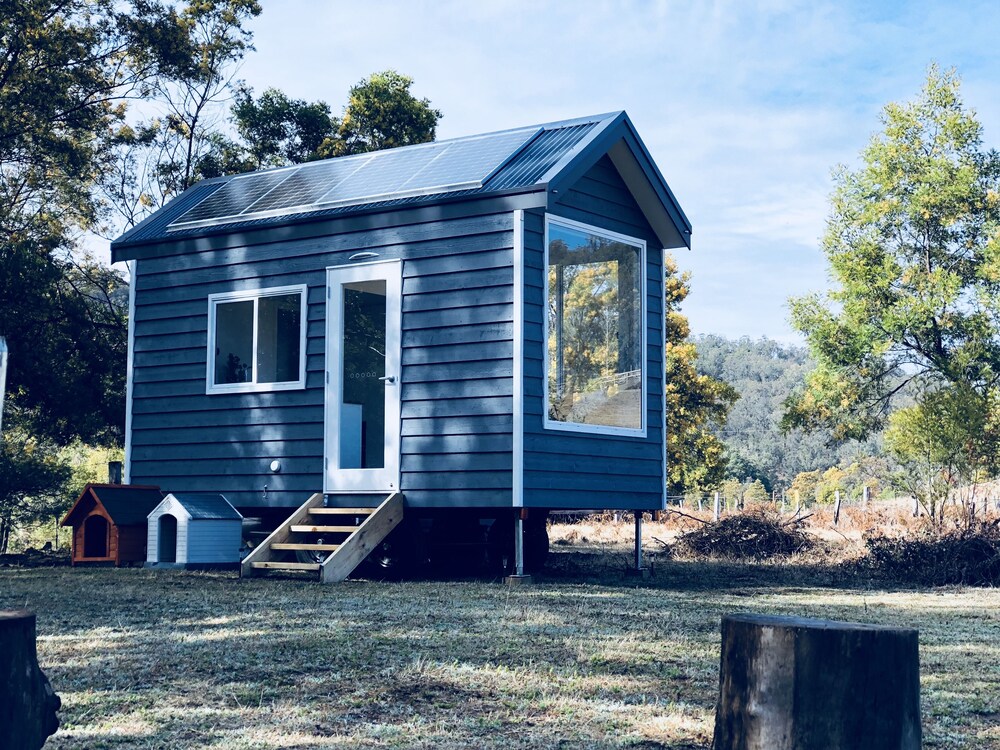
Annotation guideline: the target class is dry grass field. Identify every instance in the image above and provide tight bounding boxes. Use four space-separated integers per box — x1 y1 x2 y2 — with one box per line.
2 524 999 749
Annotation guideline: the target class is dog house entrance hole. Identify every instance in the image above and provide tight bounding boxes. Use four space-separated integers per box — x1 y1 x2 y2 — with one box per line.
83 515 109 558
159 514 178 563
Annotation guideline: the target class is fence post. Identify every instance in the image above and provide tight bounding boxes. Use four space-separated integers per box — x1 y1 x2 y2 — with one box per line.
714 492 721 522
862 485 870 511
833 490 842 526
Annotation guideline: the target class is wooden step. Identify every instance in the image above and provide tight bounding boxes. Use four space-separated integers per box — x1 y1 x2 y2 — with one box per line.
241 491 404 583
290 524 358 534
250 562 320 571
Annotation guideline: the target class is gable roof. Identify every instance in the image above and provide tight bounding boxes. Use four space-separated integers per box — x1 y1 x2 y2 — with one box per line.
111 111 691 259
156 493 242 521
61 484 163 527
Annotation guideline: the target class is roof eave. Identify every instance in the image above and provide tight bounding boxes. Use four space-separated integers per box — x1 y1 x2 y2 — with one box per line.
60 485 99 527
544 112 692 250
111 184 550 261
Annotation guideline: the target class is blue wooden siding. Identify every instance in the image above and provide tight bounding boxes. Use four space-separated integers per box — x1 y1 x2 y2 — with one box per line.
129 212 517 510
129 156 668 513
522 156 666 510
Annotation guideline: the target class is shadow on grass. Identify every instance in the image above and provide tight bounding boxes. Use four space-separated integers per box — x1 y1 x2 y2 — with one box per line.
346 544 902 594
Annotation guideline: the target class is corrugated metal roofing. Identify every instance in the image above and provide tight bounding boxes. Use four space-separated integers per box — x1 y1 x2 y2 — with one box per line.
165 493 242 521
117 180 225 247
112 114 609 250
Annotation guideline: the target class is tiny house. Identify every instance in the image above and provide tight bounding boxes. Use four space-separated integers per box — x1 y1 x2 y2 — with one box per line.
60 484 163 566
146 493 243 567
111 111 691 579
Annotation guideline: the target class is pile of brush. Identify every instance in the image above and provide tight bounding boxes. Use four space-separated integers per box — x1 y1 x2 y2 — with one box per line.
674 509 812 561
862 520 1000 586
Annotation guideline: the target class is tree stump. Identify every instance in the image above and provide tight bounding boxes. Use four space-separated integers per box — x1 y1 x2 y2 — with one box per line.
0 610 61 750
712 613 920 750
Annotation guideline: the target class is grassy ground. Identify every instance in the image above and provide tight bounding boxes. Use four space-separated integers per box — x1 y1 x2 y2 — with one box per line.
2 540 999 749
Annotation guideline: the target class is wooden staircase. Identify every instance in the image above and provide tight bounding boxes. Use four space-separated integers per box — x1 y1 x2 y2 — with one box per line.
241 492 404 583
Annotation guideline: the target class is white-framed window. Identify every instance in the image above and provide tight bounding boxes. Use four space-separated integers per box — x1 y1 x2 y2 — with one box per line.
207 285 307 394
543 215 646 437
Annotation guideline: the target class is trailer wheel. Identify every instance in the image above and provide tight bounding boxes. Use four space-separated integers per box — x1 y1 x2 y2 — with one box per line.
359 526 416 580
295 539 327 565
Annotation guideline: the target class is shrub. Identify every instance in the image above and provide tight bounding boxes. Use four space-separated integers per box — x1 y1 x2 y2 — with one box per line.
862 521 1000 586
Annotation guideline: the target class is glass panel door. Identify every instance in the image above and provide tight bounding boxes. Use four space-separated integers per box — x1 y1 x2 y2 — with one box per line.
325 262 401 492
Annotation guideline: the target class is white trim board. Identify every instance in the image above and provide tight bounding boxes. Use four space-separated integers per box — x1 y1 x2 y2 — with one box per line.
205 284 308 395
323 260 402 494
541 214 648 439
512 209 525 508
124 261 136 483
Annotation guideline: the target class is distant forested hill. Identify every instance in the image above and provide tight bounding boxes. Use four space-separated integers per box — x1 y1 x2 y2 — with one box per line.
694 335 877 491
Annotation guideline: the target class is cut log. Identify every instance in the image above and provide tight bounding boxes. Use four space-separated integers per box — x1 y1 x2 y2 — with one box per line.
0 610 61 750
712 613 920 750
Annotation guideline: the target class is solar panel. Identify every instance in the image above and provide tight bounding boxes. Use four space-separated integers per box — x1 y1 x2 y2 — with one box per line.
176 168 297 225
242 154 373 215
167 126 541 231
313 140 453 206
399 129 540 193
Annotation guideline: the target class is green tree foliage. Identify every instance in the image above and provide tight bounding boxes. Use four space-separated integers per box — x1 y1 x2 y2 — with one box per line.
164 70 441 185
199 86 335 176
0 247 128 444
719 477 769 509
665 257 738 496
695 335 879 490
0 0 185 443
789 458 886 508
101 0 262 227
884 384 998 520
789 470 821 508
785 66 1000 447
325 70 442 157
0 426 72 553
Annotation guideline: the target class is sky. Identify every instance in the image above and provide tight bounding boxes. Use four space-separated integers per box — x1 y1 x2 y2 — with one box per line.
189 1 1000 342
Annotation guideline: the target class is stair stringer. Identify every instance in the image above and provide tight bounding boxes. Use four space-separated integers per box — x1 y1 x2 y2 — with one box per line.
240 492 324 578
319 492 405 583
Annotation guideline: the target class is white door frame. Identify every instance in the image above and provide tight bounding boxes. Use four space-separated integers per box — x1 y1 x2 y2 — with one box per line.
323 260 402 493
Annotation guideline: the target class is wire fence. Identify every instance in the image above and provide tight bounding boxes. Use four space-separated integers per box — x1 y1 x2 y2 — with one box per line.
665 487 1000 524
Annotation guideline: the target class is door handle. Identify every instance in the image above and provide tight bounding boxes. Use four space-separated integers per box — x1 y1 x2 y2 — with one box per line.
378 375 396 384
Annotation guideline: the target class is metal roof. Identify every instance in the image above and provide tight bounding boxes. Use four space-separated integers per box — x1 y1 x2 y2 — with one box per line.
165 126 544 232
112 111 691 254
161 493 243 521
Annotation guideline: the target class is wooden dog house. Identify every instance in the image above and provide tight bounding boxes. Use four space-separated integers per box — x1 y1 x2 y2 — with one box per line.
60 484 163 566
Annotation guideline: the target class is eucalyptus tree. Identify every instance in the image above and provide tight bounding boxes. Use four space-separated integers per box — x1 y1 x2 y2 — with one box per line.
784 65 1000 509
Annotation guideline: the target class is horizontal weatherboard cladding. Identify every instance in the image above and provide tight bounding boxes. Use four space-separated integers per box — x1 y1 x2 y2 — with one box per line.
128 212 517 510
122 111 688 515
521 156 666 511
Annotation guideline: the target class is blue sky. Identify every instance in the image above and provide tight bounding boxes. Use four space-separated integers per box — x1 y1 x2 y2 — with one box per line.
226 1 1000 341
